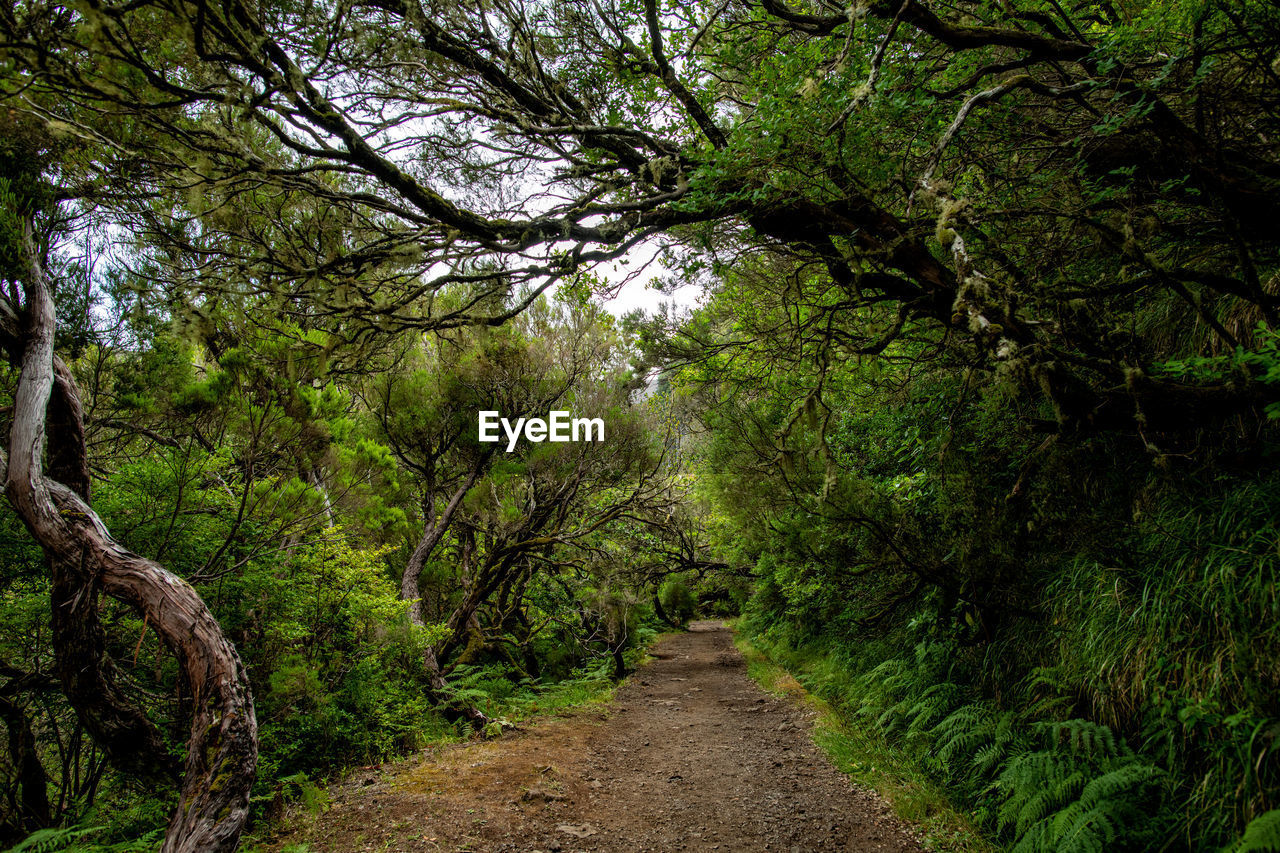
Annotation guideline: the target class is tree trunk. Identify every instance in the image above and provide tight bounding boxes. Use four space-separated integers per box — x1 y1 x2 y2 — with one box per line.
611 645 628 681
651 592 680 628
0 694 51 831
400 458 486 624
49 550 180 784
422 645 488 728
400 464 490 728
5 223 258 853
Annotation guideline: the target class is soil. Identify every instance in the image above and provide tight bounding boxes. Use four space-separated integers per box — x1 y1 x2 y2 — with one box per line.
271 621 925 852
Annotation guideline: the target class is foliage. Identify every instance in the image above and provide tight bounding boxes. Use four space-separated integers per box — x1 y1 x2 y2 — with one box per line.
0 292 681 846
5 825 163 853
1230 810 1280 853
3 0 1280 848
658 579 697 625
737 634 993 852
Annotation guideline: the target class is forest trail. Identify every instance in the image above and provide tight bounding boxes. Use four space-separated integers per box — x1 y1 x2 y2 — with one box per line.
273 622 923 853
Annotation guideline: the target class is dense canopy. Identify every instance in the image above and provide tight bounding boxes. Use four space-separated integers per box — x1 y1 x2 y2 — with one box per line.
2 0 1280 850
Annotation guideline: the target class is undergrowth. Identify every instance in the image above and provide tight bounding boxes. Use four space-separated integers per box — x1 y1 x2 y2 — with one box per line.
14 651 636 853
743 613 1280 853
736 632 992 852
742 624 1176 852
245 653 633 852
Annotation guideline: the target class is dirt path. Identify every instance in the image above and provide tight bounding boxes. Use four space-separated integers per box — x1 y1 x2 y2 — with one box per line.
275 622 924 852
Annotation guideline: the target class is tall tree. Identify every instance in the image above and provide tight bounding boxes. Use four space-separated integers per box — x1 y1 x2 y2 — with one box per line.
0 130 257 849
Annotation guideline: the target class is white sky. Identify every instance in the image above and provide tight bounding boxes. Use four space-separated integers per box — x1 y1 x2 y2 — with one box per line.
601 275 704 317
590 240 705 318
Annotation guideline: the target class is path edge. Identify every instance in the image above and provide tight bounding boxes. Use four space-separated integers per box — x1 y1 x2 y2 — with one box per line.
731 625 995 853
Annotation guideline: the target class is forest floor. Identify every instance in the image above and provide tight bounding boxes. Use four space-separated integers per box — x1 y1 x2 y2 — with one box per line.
268 621 925 853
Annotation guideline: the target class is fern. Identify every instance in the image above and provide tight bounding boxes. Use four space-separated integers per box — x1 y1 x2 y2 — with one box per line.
1052 764 1160 851
8 826 106 853
1049 798 1121 853
855 657 912 718
933 704 995 771
904 682 964 741
997 723 1163 853
855 654 959 739
1041 719 1130 761
1228 809 1280 852
1011 820 1054 853
976 711 1021 777
875 696 913 735
929 702 1028 784
1077 762 1160 803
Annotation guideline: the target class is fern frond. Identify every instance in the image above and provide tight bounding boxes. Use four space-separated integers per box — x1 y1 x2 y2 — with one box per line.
1227 808 1280 852
934 704 995 769
1077 762 1161 805
1011 819 1053 853
1051 798 1121 853
999 752 1073 834
8 826 107 853
905 682 964 740
974 738 1012 777
1040 719 1131 759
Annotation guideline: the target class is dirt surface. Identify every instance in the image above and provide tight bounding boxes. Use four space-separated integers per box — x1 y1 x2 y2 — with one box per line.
273 621 924 852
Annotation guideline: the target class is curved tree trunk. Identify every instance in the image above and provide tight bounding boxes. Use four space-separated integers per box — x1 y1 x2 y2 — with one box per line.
5 223 258 853
611 645 628 681
49 551 181 784
400 457 487 624
401 459 490 727
651 592 680 628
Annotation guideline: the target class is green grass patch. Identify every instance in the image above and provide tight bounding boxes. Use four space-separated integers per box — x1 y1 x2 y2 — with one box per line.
735 633 995 853
490 666 620 723
471 627 667 724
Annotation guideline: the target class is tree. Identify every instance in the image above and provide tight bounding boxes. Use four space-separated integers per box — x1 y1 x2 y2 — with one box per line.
8 0 1277 442
369 295 671 705
0 128 257 851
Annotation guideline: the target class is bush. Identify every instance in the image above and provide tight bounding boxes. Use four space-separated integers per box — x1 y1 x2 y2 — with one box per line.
659 578 697 624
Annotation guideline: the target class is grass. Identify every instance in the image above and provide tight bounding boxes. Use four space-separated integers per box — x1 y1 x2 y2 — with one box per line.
478 626 675 724
734 631 996 853
487 667 621 724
